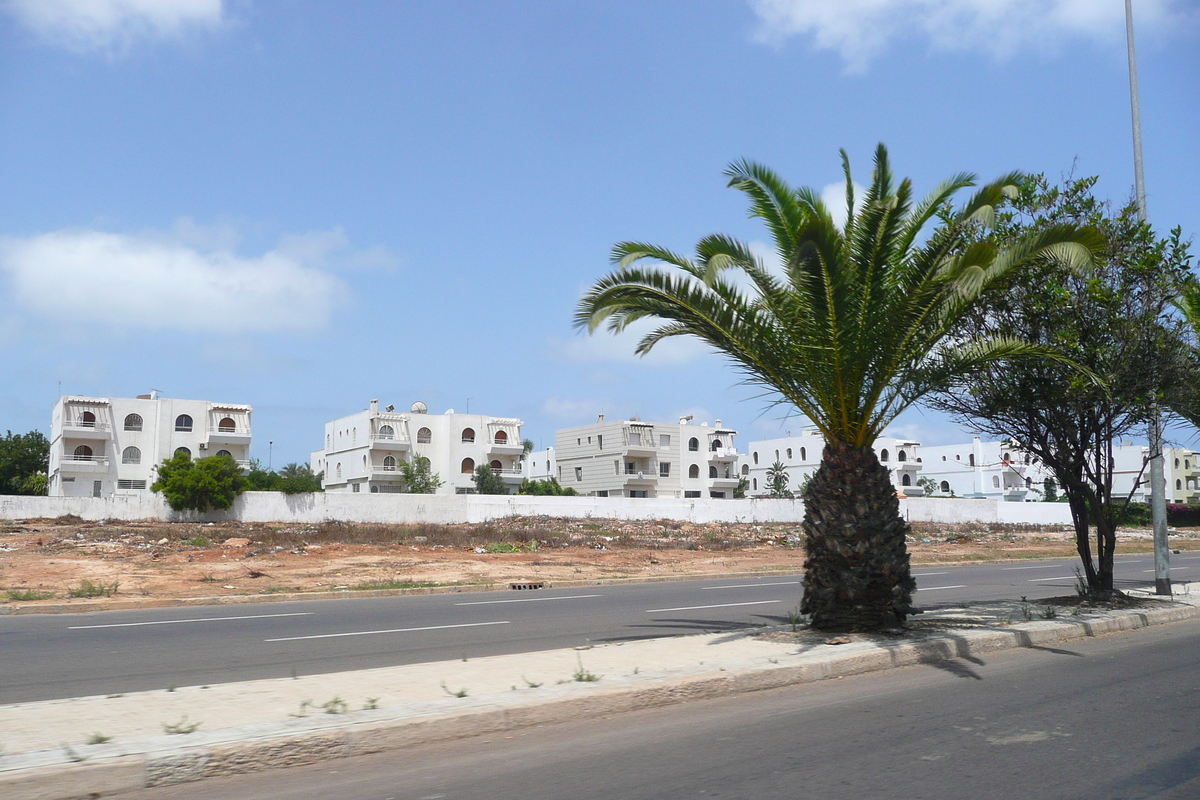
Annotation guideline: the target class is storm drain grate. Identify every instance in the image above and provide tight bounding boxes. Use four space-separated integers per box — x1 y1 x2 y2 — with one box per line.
509 581 546 591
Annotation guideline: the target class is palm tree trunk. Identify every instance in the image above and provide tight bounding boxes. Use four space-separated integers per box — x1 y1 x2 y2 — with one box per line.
800 441 917 630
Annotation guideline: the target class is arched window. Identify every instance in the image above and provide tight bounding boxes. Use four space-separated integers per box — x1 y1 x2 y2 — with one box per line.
1176 479 1182 490
461 457 475 474
902 474 911 486
1024 454 1031 464
942 456 947 461
336 463 342 479
218 417 235 433
992 475 1001 488
969 454 976 466
352 427 357 446
711 439 722 451
378 424 394 439
880 449 889 462
383 455 396 470
898 450 907 462
175 415 193 432
955 454 961 461
689 464 700 479
122 446 140 464
1175 458 1180 468
689 437 699 452
752 478 758 490
940 481 950 493
1026 477 1032 488
786 448 792 459
462 428 475 444
417 427 432 444
800 447 806 461
124 413 142 431
363 455 368 470
326 434 331 449
216 449 231 458
709 465 718 478
495 430 508 444
80 410 96 427
1003 452 1011 462
741 464 749 475
74 444 93 460
490 460 502 470
175 447 191 458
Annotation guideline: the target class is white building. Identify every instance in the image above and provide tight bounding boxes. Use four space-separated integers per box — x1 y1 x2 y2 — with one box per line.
916 437 1044 501
49 393 252 498
737 429 922 497
311 400 525 495
523 447 556 482
1110 442 1200 505
552 415 741 498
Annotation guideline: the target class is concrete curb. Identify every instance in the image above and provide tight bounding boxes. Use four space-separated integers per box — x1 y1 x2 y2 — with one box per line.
3 595 1197 800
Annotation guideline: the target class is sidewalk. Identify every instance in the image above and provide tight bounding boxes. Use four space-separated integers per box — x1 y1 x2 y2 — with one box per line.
2 584 1197 800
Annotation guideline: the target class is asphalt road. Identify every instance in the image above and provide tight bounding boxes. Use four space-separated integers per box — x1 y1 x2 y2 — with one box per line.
2 552 1196 703
113 616 1200 800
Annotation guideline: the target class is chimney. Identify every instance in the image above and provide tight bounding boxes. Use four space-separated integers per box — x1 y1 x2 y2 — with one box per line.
715 419 722 428
598 414 605 423
370 399 378 414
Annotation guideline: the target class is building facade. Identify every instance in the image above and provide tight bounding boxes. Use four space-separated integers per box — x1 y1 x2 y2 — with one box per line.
311 400 525 495
552 415 741 498
914 437 1048 501
49 393 252 498
737 429 922 497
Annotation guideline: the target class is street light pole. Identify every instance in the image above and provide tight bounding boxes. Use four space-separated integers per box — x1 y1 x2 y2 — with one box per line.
1125 0 1171 595
269 441 273 472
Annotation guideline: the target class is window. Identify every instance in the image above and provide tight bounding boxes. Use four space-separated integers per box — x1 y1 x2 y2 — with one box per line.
752 479 758 490
122 446 141 464
955 454 960 461
379 425 395 439
73 444 93 460
596 490 608 497
800 447 806 461
902 474 911 486
992 475 1001 488
711 439 722 451
461 457 475 474
628 490 648 498
660 434 671 448
880 449 889 462
363 455 368 471
708 465 718 478
786 448 792 459
495 430 508 444
352 483 360 492
1176 479 1182 490
625 462 636 475
175 414 193 432
117 479 147 490
490 460 502 470
597 434 603 449
941 481 950 493
336 463 342 479
80 410 96 427
352 427 357 446
659 462 671 477
175 447 191 458
575 466 583 482
218 417 236 433
775 450 780 461
326 434 331 449
969 454 976 467
897 450 907 462
689 464 700 479
684 490 702 498
752 451 759 465
1176 458 1181 468
1026 477 1032 488
741 464 749 475
417 427 432 443
614 460 620 475
941 456 947 461
216 449 231 458
124 413 143 432
1003 452 1011 462
689 438 699 452
462 428 475 444
710 491 726 498
383 455 397 470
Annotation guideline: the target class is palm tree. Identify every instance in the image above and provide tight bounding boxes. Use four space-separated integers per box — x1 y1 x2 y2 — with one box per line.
765 461 793 498
576 144 1097 630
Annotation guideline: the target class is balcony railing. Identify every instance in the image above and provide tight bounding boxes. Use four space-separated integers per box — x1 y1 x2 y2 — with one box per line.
66 419 109 431
490 467 524 477
207 426 249 435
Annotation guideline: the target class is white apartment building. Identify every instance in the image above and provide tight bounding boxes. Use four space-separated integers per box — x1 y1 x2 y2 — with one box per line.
916 437 1047 501
737 429 922 497
553 415 741 498
524 447 556 482
1109 443 1200 505
311 400 525 495
49 393 252 498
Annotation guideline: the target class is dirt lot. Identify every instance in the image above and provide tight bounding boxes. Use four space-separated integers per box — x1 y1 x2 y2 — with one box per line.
1 515 1197 607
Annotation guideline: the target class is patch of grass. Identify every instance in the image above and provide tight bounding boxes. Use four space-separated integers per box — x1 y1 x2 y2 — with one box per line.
322 696 348 714
523 676 543 688
260 586 302 594
348 579 442 591
484 542 523 553
5 588 54 601
199 573 218 583
440 680 468 698
86 733 111 745
163 716 201 735
573 655 601 683
1038 605 1058 619
67 580 119 598
363 697 379 710
185 536 211 547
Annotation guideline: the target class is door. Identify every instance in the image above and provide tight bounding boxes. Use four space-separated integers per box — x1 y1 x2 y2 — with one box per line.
92 480 102 498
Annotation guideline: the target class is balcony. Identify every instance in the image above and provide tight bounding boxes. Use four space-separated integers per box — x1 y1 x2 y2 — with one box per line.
62 419 110 439
370 463 404 478
708 446 739 463
709 475 741 488
488 438 525 456
60 454 109 472
490 466 525 484
622 429 657 458
207 426 252 445
369 434 411 452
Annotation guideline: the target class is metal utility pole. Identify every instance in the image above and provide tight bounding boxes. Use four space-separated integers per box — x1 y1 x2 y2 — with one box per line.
1126 0 1171 595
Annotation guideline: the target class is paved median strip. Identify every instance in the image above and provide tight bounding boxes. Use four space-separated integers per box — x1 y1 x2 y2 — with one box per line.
264 620 511 642
645 600 782 613
69 612 314 630
455 594 602 606
915 585 966 592
1026 576 1076 582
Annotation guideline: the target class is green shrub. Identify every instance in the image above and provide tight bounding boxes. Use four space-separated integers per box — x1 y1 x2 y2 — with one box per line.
152 452 249 512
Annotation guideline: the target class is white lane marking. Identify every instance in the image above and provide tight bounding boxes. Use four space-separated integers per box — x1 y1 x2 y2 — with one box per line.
265 620 510 642
1143 567 1191 572
70 612 313 630
1027 576 1076 582
916 585 967 592
455 594 601 606
1002 564 1069 571
912 572 948 576
645 600 782 613
701 581 800 590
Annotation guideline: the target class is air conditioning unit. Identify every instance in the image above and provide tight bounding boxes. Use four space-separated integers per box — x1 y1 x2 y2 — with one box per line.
198 443 208 450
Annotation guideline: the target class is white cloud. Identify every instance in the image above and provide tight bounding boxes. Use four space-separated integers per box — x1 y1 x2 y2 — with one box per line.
819 181 868 229
542 396 607 422
0 227 349 334
5 0 227 53
550 318 713 368
749 0 1193 73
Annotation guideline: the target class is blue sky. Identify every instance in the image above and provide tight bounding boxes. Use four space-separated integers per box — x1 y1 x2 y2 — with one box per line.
1 0 1198 466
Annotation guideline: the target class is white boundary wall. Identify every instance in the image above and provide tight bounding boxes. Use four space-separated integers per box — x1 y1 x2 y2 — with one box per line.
0 493 1073 526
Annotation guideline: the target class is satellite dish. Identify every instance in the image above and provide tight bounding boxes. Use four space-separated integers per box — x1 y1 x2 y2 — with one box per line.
410 401 428 414
637 471 644 479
